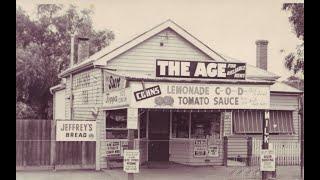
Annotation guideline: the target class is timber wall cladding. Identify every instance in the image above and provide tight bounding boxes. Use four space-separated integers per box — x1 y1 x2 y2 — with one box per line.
106 28 213 76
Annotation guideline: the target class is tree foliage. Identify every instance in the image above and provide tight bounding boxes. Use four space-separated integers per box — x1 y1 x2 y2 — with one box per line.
282 3 304 75
16 4 115 119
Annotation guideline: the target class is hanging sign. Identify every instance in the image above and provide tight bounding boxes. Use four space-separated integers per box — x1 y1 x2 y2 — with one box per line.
156 59 246 80
56 121 96 141
104 73 126 92
207 145 219 157
194 139 207 158
123 150 140 173
102 88 131 108
260 149 276 171
106 141 121 156
127 108 138 129
130 82 270 109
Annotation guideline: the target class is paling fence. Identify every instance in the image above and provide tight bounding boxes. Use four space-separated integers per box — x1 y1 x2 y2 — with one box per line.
16 119 95 169
225 136 301 167
250 138 301 166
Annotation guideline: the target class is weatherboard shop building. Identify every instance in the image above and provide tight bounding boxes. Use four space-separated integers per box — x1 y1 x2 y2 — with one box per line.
51 20 302 170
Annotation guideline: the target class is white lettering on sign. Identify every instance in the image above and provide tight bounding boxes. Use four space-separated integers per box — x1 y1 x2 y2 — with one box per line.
123 150 140 173
56 121 96 141
156 60 246 79
130 82 270 109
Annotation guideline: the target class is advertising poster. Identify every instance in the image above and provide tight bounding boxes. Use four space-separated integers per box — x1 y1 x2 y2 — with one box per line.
123 150 140 173
106 141 121 156
207 145 219 157
102 88 131 108
194 139 207 158
104 73 126 92
260 149 276 171
56 121 96 141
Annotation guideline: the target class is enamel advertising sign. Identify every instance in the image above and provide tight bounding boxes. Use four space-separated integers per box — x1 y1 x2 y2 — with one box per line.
130 82 270 109
56 120 96 141
156 59 246 80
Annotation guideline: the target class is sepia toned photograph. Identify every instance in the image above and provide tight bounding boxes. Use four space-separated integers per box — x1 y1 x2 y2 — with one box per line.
16 0 304 179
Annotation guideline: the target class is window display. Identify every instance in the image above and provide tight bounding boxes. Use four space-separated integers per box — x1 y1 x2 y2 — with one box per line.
106 109 138 139
172 112 189 138
191 112 220 139
139 110 147 138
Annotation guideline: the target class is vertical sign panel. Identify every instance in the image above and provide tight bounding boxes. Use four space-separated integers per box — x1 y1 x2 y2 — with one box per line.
123 150 140 173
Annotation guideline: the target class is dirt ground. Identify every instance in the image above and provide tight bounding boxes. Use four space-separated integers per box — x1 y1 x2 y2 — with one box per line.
16 165 303 180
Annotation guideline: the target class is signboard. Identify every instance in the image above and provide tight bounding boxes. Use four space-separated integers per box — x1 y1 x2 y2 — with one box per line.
106 141 121 156
156 59 246 80
127 108 138 129
194 139 207 158
134 85 161 101
123 150 140 173
260 149 276 171
102 88 131 108
104 73 126 92
120 141 129 156
130 82 270 109
207 145 219 157
56 121 96 141
223 112 232 136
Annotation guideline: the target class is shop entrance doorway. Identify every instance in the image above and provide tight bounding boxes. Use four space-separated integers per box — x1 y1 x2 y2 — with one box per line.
148 111 170 162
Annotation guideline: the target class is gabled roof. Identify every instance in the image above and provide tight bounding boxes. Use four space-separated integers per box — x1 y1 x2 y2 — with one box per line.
59 19 279 81
59 19 227 77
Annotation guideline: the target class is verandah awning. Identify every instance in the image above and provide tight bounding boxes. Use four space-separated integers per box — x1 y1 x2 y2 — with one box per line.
233 110 295 134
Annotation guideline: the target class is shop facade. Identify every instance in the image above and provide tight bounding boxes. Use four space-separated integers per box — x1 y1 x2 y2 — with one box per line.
53 20 302 170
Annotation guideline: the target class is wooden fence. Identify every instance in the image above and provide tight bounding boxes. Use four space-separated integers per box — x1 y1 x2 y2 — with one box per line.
16 119 95 169
251 138 301 166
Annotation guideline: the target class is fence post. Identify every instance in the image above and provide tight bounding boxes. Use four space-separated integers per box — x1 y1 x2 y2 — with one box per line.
50 120 56 170
223 136 228 166
247 137 252 166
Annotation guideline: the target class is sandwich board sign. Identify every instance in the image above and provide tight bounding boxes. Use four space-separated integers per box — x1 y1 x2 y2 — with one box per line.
123 150 140 173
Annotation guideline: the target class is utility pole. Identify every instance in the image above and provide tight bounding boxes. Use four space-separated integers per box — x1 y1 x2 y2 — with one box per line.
262 110 273 180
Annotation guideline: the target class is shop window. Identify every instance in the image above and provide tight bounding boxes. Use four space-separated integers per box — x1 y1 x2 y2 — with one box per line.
172 112 189 138
232 110 294 134
105 109 138 139
191 112 220 139
139 110 147 138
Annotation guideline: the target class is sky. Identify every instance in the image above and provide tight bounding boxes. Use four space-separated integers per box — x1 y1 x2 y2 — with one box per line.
16 0 304 80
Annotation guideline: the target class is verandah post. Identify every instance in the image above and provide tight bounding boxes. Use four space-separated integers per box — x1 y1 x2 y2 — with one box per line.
128 129 135 180
223 136 228 166
247 137 252 166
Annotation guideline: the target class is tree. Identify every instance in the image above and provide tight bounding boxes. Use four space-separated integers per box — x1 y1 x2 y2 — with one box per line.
16 4 115 119
282 3 304 75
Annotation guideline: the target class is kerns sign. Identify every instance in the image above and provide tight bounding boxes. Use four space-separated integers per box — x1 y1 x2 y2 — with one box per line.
156 59 246 80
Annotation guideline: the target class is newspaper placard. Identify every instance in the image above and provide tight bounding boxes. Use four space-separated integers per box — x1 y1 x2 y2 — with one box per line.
127 108 138 129
260 149 276 171
194 139 207 157
207 145 219 157
106 141 121 156
120 141 129 156
123 150 140 173
56 121 96 141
